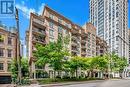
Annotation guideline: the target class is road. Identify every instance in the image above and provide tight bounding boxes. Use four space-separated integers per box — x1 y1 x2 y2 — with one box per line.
55 79 130 87
1 79 130 87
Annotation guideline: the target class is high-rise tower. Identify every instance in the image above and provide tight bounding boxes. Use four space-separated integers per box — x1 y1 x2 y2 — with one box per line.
90 0 129 59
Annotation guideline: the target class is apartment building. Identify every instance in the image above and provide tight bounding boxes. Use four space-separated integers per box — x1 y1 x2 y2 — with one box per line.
90 0 129 59
128 29 130 64
83 23 96 57
96 36 107 56
0 25 17 83
26 6 107 79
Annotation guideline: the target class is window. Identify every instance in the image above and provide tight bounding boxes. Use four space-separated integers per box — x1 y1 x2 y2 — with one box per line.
49 37 54 42
58 18 62 23
49 22 54 28
0 48 4 57
0 35 4 43
0 63 3 70
7 49 12 57
58 26 62 33
49 29 54 37
8 37 12 45
49 13 54 19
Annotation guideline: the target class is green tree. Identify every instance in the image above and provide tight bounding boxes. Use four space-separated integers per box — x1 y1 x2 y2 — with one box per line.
68 56 87 78
11 59 18 83
49 35 70 78
34 35 70 78
21 58 29 77
34 43 51 67
11 58 29 83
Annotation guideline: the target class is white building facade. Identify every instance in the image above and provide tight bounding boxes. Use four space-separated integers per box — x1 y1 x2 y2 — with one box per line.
90 0 129 60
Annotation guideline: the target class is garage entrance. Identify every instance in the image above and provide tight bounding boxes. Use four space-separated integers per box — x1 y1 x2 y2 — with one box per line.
0 76 12 84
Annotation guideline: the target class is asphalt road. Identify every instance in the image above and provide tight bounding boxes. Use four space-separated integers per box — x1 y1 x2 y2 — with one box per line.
1 79 130 87
56 79 130 87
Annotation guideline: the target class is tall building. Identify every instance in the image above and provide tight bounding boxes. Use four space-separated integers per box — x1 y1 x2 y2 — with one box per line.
90 0 129 59
0 25 17 83
26 6 107 79
128 29 130 64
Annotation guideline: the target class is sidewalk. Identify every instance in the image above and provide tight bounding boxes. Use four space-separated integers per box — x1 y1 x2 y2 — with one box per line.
21 80 104 87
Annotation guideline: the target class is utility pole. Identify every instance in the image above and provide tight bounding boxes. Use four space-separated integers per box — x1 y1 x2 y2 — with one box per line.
15 7 21 85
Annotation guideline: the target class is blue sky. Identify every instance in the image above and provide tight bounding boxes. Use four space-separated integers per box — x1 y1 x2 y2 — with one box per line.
0 0 130 53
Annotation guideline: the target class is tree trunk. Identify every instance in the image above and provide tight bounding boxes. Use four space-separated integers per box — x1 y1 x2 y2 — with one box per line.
54 71 56 79
76 69 78 78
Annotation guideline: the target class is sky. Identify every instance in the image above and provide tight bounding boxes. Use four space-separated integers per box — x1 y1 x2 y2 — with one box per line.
0 0 130 56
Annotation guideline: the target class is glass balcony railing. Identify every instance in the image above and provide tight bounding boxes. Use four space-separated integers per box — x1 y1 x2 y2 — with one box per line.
33 18 44 25
33 36 46 44
32 28 46 35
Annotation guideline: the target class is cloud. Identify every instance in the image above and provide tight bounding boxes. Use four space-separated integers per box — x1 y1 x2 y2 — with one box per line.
16 4 35 19
16 3 45 19
38 3 45 15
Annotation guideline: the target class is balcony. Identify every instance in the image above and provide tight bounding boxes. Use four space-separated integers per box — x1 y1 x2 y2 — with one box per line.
71 47 80 54
32 36 46 45
81 45 86 49
32 27 46 35
81 39 86 43
71 36 80 42
32 18 45 28
81 51 86 55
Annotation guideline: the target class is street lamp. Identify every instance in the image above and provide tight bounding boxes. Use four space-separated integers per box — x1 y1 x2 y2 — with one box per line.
15 7 21 85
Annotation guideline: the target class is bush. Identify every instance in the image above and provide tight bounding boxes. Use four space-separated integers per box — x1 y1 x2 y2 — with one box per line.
21 77 31 85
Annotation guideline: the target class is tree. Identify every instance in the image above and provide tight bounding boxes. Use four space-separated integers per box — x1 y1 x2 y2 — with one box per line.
68 56 87 78
49 35 70 78
11 59 18 83
21 58 29 77
107 53 128 78
11 58 29 83
34 44 51 67
34 35 70 78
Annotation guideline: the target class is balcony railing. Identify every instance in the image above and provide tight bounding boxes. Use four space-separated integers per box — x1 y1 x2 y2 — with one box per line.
33 36 46 44
81 51 86 55
32 28 46 35
81 45 86 48
71 47 80 53
81 39 86 43
71 36 80 42
33 18 44 25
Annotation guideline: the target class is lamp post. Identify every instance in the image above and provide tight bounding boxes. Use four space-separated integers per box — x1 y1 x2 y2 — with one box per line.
15 7 21 85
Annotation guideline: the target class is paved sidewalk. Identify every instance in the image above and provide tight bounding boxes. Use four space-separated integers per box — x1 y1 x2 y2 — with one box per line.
0 84 15 87
21 80 104 87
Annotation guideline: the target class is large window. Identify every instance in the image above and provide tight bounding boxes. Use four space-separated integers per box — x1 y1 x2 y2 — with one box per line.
8 37 12 45
58 26 62 33
49 29 54 37
58 18 62 23
0 48 4 57
7 49 12 58
49 37 54 42
49 22 54 28
0 63 3 70
0 35 4 44
49 13 54 19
